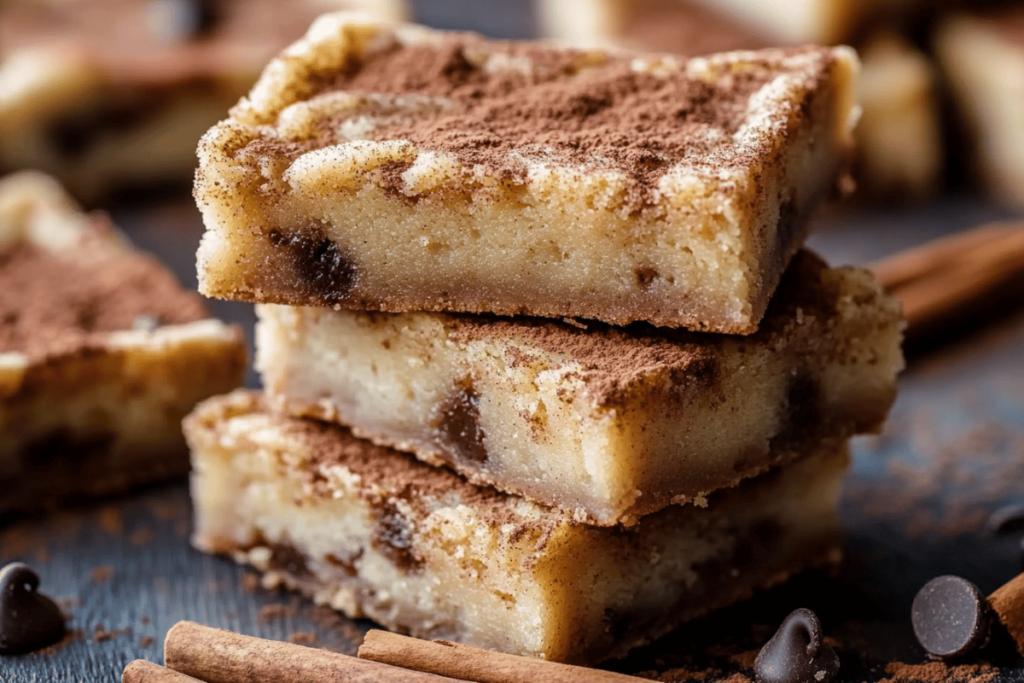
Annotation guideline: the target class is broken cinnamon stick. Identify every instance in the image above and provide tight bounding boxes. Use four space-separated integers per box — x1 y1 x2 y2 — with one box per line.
358 629 647 683
870 222 1024 336
122 660 206 683
163 621 466 683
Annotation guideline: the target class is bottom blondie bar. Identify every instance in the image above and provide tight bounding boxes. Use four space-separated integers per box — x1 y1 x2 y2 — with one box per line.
187 391 847 664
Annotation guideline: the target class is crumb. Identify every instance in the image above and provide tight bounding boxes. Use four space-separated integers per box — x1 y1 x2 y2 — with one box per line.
289 631 318 645
97 506 123 536
727 650 759 670
879 661 998 683
140 636 154 648
140 615 151 624
93 624 131 643
130 526 154 547
258 603 297 623
31 629 84 656
242 574 260 593
91 565 114 585
154 577 170 591
308 605 364 652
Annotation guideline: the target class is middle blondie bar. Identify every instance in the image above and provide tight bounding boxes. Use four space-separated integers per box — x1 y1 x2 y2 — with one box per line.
258 250 903 525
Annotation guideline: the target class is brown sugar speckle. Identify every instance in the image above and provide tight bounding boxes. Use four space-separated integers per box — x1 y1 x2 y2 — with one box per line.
289 631 319 645
93 623 131 643
258 603 298 623
130 525 154 547
90 565 114 585
140 635 155 648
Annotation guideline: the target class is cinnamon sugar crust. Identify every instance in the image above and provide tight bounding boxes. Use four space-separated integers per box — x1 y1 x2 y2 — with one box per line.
196 14 859 332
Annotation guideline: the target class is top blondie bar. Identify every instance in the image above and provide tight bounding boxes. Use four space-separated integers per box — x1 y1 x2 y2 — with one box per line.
196 14 858 333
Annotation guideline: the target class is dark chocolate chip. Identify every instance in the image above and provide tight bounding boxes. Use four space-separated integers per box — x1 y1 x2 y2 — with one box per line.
988 503 1024 534
268 542 312 580
268 227 358 306
754 608 840 683
436 383 488 465
0 563 66 654
912 575 992 660
371 502 423 573
769 373 821 453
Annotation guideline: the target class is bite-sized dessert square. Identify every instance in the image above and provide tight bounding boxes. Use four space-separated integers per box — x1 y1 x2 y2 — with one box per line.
195 13 859 333
0 0 408 201
187 390 848 665
537 0 942 201
0 172 246 518
936 10 1024 208
257 250 903 525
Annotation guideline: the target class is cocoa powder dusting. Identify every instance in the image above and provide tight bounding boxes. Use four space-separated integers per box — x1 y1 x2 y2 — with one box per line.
0 240 208 361
259 36 831 207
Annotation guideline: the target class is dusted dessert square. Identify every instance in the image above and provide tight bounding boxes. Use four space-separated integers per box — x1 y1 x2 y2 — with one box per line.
936 10 1024 208
195 13 859 333
257 250 903 525
538 0 941 201
0 0 407 200
0 172 246 518
187 390 847 665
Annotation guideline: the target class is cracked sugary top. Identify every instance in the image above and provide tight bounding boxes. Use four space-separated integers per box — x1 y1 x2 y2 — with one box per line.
224 14 855 209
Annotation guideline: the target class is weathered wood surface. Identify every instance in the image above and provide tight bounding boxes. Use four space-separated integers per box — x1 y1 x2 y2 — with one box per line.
3 3 1024 681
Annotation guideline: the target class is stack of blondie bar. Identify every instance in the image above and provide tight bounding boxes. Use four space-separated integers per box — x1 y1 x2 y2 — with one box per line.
183 14 905 665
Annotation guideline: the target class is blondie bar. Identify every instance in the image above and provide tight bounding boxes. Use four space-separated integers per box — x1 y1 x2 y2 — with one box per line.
936 10 1024 208
0 0 407 200
0 172 246 517
196 13 859 333
187 390 847 664
257 250 902 525
538 0 941 200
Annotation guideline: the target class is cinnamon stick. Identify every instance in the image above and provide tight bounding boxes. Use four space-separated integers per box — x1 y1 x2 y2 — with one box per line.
163 621 467 683
870 222 1024 336
122 660 206 683
358 629 648 683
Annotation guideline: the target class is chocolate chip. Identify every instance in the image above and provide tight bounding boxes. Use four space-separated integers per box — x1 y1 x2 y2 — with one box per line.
769 373 821 452
436 383 488 465
0 563 66 654
371 501 423 573
268 542 312 580
988 503 1024 534
912 575 992 659
268 227 358 306
754 608 840 683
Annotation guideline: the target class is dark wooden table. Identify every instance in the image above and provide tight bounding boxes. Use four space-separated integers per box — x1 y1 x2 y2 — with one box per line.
4 3 1024 681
